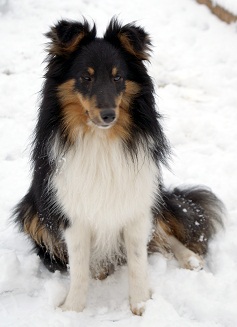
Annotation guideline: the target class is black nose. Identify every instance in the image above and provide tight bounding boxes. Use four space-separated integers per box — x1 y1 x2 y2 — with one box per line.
100 109 116 124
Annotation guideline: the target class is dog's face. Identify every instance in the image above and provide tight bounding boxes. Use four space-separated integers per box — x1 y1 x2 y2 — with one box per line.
46 19 151 141
71 40 127 129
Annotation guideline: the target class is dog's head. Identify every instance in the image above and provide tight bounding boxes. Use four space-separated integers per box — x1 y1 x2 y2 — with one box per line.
46 18 151 141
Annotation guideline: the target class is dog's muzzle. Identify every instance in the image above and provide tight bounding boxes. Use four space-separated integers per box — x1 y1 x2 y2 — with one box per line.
100 109 116 125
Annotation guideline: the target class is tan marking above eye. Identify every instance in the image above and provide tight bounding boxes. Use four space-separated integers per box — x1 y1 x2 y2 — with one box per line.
112 67 118 77
87 67 95 76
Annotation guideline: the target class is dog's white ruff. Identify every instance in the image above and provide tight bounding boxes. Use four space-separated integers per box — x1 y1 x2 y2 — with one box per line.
52 129 159 313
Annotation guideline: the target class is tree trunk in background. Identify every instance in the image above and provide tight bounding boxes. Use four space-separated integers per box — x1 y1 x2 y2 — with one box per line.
196 0 237 24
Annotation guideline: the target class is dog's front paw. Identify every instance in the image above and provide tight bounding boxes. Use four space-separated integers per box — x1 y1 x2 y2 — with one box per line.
59 298 85 313
130 301 146 316
129 289 151 316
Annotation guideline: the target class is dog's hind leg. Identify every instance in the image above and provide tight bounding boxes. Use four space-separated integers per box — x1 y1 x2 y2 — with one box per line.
149 186 224 270
165 232 204 270
149 221 204 270
60 220 91 312
123 213 152 316
13 190 68 272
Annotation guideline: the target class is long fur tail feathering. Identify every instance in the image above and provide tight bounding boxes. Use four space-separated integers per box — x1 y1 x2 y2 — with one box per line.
149 186 225 259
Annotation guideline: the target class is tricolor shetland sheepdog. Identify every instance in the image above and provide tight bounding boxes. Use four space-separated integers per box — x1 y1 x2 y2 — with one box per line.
13 18 224 315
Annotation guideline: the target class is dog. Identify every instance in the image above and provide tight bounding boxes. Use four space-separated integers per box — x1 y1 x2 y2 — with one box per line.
13 18 224 315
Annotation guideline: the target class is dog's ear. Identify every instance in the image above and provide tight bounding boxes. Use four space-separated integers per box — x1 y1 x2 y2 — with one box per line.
104 18 151 60
46 19 96 56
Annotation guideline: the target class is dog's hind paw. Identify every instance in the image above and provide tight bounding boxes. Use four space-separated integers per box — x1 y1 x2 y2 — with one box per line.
179 252 204 271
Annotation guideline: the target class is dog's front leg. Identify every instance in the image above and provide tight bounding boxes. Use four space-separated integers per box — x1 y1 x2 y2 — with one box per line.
60 221 91 312
124 214 151 316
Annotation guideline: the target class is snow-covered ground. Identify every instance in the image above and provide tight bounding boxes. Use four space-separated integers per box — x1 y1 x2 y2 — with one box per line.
0 0 237 326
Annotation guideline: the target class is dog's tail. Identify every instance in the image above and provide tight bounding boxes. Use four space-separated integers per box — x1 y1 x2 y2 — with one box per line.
149 186 225 256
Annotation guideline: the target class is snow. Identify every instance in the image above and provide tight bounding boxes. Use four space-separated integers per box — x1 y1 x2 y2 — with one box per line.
0 0 237 326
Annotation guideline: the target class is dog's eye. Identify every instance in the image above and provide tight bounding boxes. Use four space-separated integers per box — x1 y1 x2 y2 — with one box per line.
114 75 122 82
81 76 92 82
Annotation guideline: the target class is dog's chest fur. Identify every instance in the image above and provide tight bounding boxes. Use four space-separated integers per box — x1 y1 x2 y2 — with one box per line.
52 130 159 259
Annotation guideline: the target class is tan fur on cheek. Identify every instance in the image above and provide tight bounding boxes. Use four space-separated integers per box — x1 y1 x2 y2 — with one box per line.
77 93 101 124
123 81 141 102
57 79 91 143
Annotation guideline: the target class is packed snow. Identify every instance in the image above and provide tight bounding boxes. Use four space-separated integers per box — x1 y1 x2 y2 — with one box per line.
0 0 237 326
